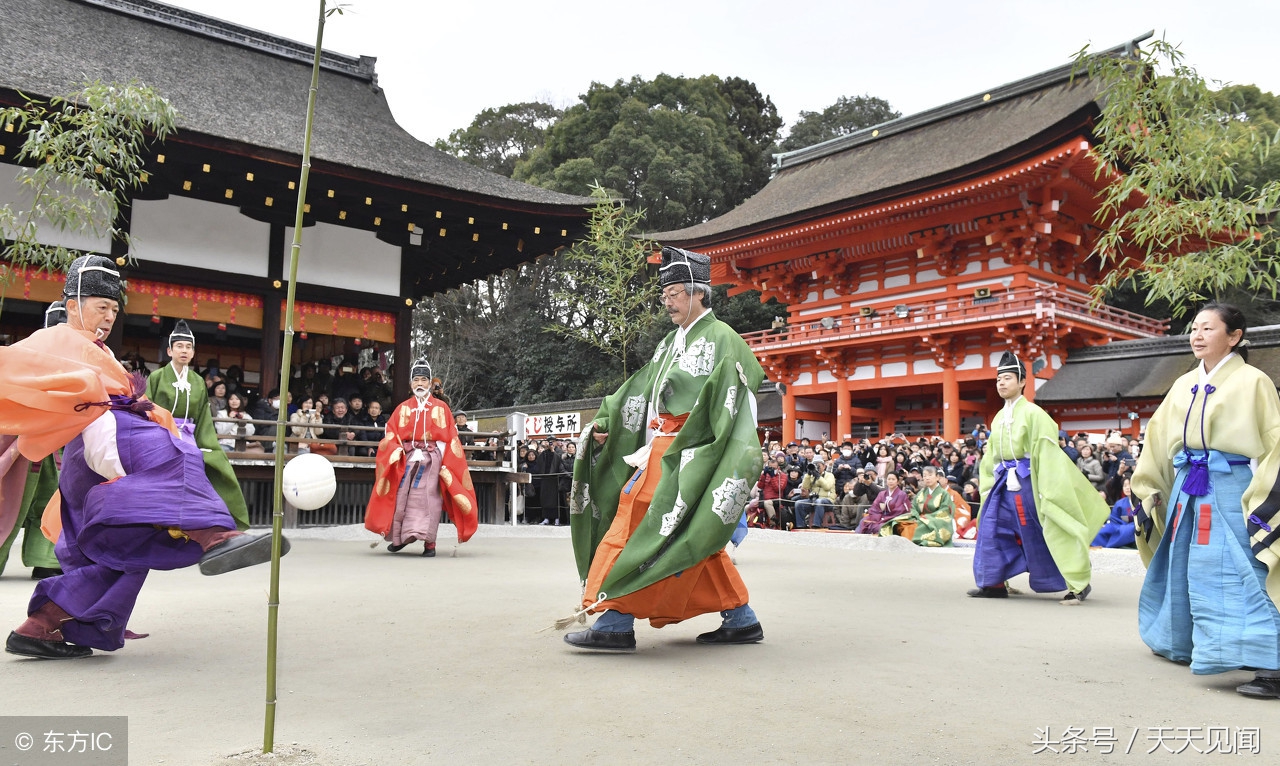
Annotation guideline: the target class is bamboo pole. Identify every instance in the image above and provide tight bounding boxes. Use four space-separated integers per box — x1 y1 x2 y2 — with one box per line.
264 0 329 753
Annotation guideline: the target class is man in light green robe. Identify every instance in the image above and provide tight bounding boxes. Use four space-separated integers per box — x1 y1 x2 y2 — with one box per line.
145 321 250 530
971 351 1107 601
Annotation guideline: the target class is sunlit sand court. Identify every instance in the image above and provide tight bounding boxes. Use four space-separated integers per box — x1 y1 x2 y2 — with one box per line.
0 526 1267 765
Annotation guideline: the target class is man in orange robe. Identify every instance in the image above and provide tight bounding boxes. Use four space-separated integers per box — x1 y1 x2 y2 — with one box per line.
364 359 476 555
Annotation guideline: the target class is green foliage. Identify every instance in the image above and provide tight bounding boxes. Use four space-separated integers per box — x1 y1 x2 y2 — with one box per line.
412 259 617 409
0 81 177 282
1077 38 1280 315
514 74 782 232
547 185 660 378
779 94 900 152
433 102 562 178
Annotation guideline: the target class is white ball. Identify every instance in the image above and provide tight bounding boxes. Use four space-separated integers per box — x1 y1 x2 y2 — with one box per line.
282 453 337 511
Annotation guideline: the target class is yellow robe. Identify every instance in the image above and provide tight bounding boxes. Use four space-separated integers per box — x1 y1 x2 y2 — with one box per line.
1130 354 1280 604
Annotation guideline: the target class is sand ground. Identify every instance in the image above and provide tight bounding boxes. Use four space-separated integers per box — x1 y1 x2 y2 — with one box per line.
0 525 1272 765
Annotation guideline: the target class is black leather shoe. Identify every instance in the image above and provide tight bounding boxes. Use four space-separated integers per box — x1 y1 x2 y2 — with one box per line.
1060 584 1092 605
696 622 764 645
5 631 92 660
1237 674 1280 699
199 533 290 575
422 545 436 557
967 586 1009 598
387 543 407 553
30 567 62 580
563 628 636 652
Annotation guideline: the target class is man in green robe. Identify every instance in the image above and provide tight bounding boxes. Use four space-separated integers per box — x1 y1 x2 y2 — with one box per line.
0 302 68 579
564 246 765 651
970 351 1107 602
145 320 250 530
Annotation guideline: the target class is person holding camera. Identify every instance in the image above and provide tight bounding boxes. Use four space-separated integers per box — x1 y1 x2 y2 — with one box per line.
837 468 882 529
794 457 836 529
290 395 326 454
756 457 788 529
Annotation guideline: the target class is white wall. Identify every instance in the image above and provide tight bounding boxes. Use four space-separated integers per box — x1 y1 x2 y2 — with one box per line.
0 161 111 254
131 196 270 276
286 222 400 296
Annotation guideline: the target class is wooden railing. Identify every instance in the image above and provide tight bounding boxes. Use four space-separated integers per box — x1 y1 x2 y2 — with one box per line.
739 286 1168 351
210 417 510 466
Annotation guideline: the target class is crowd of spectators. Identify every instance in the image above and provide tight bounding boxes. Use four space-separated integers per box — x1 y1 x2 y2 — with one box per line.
124 355 400 455
744 426 1142 547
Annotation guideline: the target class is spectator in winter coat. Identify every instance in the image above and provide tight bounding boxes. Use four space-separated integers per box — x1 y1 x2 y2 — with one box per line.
1076 444 1106 491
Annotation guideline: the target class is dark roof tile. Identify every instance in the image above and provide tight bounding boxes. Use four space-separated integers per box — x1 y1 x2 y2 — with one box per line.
1 0 592 211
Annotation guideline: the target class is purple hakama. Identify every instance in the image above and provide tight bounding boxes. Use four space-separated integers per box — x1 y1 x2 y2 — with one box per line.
29 409 234 650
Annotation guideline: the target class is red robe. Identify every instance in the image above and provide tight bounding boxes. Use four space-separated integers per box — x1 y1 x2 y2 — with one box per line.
364 395 477 543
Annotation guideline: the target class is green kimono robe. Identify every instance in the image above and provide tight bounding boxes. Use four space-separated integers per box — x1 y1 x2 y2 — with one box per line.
978 396 1108 592
146 364 250 530
570 310 765 600
908 483 955 547
0 456 60 572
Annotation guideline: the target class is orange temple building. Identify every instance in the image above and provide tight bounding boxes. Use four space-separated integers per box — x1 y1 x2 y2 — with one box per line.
654 38 1167 444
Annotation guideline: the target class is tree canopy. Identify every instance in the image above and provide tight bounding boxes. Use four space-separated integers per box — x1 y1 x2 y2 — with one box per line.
433 101 562 178
778 94 900 153
0 81 177 284
1078 39 1280 316
513 74 783 233
547 185 659 378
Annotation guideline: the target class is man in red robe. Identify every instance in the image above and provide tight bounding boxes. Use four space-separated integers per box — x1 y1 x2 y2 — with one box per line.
364 359 477 555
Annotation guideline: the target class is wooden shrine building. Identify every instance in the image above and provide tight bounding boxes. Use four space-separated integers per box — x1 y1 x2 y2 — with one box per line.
652 38 1167 444
1 0 591 403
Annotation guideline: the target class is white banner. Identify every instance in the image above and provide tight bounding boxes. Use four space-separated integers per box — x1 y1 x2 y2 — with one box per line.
523 411 582 437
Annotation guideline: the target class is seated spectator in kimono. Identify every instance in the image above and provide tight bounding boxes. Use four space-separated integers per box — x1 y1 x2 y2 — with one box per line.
883 465 954 545
949 484 977 540
1092 477 1137 548
857 472 910 535
794 457 837 529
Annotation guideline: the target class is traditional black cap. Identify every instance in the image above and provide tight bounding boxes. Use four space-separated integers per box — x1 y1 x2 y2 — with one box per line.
169 319 195 346
43 300 67 329
63 255 122 302
658 246 711 289
996 350 1025 381
410 358 432 379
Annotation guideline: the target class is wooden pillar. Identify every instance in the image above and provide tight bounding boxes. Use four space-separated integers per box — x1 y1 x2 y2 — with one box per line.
260 293 282 396
104 199 132 355
834 378 850 442
1023 373 1036 403
879 393 896 438
941 364 960 442
393 306 412 404
260 222 285 396
782 391 797 444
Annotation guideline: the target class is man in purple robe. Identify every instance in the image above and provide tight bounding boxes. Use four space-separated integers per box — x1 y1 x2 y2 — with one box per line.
3 255 287 660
